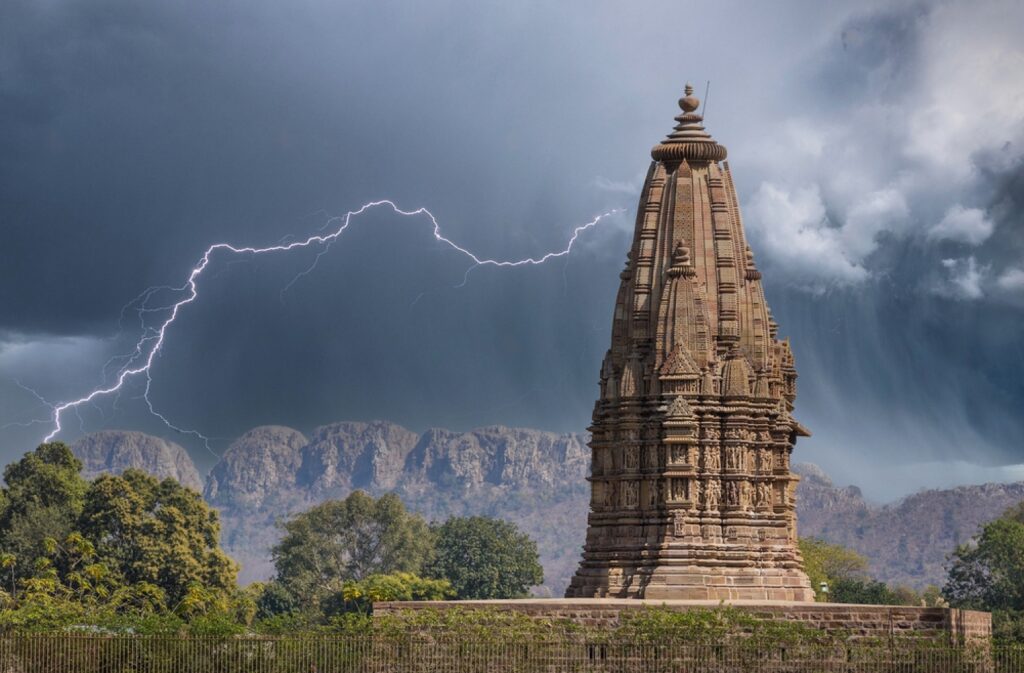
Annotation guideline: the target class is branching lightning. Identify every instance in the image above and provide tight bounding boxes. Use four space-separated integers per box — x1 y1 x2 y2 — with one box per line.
39 200 622 445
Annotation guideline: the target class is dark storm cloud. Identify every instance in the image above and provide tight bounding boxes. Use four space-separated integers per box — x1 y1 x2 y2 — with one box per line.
0 0 1021 497
734 0 1024 495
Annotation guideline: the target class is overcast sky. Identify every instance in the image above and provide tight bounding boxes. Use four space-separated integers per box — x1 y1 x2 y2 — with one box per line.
1 0 1022 500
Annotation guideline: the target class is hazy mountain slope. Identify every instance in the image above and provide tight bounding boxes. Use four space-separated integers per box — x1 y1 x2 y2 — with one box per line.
794 462 1024 588
65 428 1024 594
204 422 589 592
72 430 203 491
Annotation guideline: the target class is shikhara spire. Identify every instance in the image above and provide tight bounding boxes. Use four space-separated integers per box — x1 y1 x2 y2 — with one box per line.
567 84 814 601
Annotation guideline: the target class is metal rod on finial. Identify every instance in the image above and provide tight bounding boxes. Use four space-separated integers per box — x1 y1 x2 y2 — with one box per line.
702 80 711 119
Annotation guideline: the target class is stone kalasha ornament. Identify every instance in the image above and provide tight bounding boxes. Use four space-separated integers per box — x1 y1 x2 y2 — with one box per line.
567 83 814 601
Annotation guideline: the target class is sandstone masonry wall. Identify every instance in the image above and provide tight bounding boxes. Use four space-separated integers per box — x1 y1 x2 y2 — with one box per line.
375 599 992 645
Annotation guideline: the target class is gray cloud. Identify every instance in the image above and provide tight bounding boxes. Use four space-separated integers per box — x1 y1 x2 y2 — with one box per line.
0 0 1021 498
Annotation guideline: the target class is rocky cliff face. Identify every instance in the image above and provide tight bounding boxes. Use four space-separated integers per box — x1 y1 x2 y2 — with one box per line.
794 462 1024 588
72 431 203 491
205 426 310 509
298 421 421 495
65 427 1024 594
201 422 589 590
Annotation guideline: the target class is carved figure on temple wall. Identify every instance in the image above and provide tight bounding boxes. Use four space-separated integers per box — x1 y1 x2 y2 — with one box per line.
625 445 639 471
623 480 639 509
605 481 618 508
704 479 721 511
725 447 742 471
674 513 687 537
671 477 686 501
725 480 739 508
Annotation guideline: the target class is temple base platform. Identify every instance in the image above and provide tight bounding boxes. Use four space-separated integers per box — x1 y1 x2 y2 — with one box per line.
374 598 991 645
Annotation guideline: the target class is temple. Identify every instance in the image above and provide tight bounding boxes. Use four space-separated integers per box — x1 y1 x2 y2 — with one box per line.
566 85 815 601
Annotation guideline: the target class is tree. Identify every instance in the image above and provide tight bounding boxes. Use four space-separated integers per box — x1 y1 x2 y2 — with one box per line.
944 507 1024 642
944 516 1024 611
921 585 947 607
323 572 453 616
890 585 924 606
798 537 869 601
0 443 88 581
426 516 543 599
78 469 238 608
271 491 433 613
830 577 900 605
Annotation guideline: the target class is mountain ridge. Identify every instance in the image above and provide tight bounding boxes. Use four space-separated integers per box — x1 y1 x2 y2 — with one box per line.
68 425 1024 593
71 430 203 492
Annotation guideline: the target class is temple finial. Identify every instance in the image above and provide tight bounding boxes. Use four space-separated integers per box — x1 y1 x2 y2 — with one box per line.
653 79 726 163
679 84 700 113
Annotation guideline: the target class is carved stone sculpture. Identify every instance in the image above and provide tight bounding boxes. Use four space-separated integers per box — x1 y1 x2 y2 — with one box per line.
567 84 814 601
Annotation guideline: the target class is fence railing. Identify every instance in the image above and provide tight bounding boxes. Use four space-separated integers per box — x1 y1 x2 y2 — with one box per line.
0 634 1020 673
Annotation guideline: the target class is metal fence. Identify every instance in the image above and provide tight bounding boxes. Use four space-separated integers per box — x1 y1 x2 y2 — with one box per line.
0 635 1021 673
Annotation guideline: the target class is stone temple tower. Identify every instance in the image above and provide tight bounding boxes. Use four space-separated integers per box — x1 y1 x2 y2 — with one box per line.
566 85 815 601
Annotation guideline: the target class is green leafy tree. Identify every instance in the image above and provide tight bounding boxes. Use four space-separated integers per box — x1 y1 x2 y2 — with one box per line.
890 584 924 606
426 516 543 599
798 537 869 601
830 577 901 604
271 491 433 613
78 469 238 608
0 443 88 581
921 585 947 607
323 572 453 616
945 516 1024 611
944 508 1024 641
255 580 301 618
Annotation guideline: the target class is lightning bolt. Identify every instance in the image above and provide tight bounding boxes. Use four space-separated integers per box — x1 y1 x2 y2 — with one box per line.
40 200 623 444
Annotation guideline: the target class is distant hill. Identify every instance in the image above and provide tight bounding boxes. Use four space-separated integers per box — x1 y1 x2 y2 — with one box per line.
72 430 203 491
205 422 589 591
67 427 1024 593
793 462 1024 589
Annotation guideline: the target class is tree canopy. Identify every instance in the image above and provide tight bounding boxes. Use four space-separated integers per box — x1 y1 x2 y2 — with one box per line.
945 513 1024 611
426 516 543 599
798 537 927 606
270 491 434 613
0 443 88 581
944 503 1024 641
79 469 238 607
797 537 869 601
0 443 241 630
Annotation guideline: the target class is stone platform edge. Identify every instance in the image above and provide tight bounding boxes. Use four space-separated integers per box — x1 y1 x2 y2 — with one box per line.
374 599 992 644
